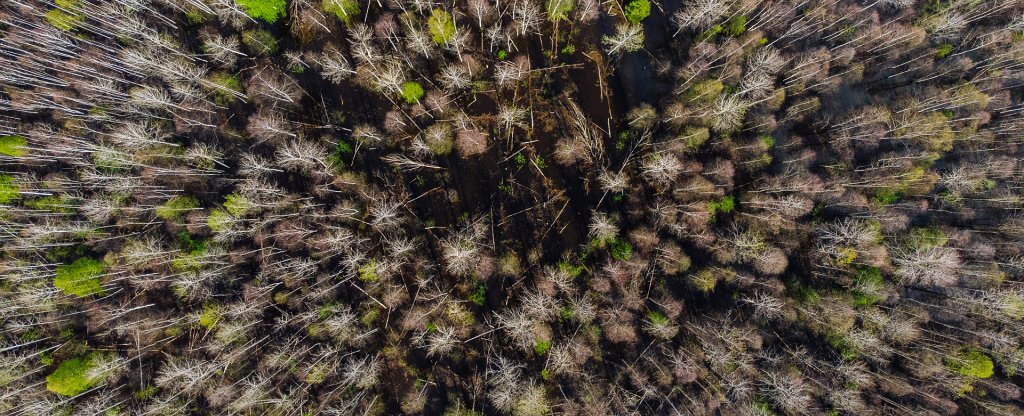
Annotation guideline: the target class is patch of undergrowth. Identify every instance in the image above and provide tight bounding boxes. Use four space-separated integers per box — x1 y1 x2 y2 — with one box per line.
0 175 19 204
546 0 575 22
45 0 85 31
322 0 360 24
242 30 280 55
624 0 650 23
428 9 456 44
236 0 287 23
54 258 106 297
46 353 106 396
155 195 199 221
401 81 425 104
0 135 27 157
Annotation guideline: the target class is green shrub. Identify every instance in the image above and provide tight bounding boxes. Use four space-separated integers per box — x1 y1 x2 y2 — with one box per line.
707 195 735 220
646 311 668 326
469 283 487 305
908 227 947 250
424 124 454 155
171 237 209 272
546 0 575 22
207 208 234 232
236 0 287 23
689 269 718 293
872 188 900 205
609 238 633 261
428 9 457 44
935 43 953 58
46 353 105 396
851 266 884 307
685 79 724 103
45 0 85 31
54 258 106 297
199 304 220 329
0 175 19 204
0 135 27 157
698 25 723 41
624 0 650 23
155 195 199 221
534 340 551 355
724 16 747 36
207 72 242 106
223 193 253 216
322 0 360 24
93 148 131 172
681 127 710 151
25 195 76 213
242 30 280 55
402 81 425 104
358 259 379 282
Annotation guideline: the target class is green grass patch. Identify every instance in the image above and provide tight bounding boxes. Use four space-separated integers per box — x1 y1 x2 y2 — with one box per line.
45 0 85 31
786 278 820 305
688 269 718 293
428 9 457 44
171 232 209 272
54 258 106 297
851 266 884 307
698 24 723 41
26 195 79 214
872 188 900 205
646 311 668 326
685 79 724 103
155 195 199 221
0 135 27 157
236 0 287 23
46 353 105 396
908 227 947 250
0 175 19 204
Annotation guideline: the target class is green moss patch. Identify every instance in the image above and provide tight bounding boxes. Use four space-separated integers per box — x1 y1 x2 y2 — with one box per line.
0 135 28 157
155 195 199 221
0 175 19 204
236 0 287 23
948 349 994 380
46 353 104 396
45 0 85 31
54 258 106 297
